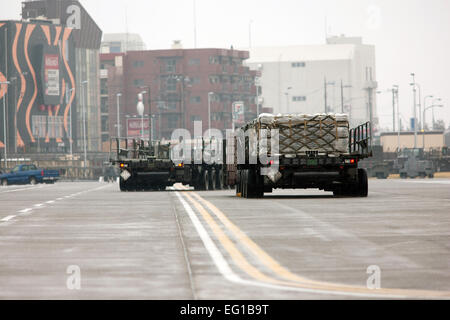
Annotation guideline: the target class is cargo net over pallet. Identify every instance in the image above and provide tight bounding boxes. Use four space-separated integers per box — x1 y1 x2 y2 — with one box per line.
244 113 350 156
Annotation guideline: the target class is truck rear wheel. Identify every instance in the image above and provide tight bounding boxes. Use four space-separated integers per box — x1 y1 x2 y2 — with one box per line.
203 170 210 191
242 170 249 198
119 178 129 192
1 179 8 186
357 169 368 197
236 170 242 196
210 169 216 190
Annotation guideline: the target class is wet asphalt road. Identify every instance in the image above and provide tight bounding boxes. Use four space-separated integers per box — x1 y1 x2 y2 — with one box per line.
0 179 449 299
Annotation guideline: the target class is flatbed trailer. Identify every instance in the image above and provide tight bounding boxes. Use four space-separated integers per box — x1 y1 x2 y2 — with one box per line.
233 115 372 198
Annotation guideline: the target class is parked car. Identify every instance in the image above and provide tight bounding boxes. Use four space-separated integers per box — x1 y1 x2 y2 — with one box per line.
0 164 60 186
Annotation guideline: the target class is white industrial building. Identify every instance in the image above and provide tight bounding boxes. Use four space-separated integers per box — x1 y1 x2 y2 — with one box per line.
101 33 147 53
246 35 378 129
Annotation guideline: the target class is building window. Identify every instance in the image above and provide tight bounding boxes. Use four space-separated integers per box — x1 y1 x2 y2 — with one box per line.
209 56 219 64
165 59 176 73
291 62 306 68
191 77 201 85
167 78 177 91
188 58 200 65
190 96 201 104
102 134 109 143
190 115 202 122
133 60 144 68
134 79 145 87
167 115 179 128
292 96 307 102
167 101 177 110
101 115 109 132
209 76 219 84
101 97 109 113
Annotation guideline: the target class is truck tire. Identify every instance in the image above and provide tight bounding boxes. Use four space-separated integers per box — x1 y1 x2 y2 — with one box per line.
29 177 37 185
203 170 210 191
236 170 242 196
119 178 128 192
216 170 224 190
210 169 216 190
1 179 8 186
254 170 264 198
242 170 248 198
357 169 368 197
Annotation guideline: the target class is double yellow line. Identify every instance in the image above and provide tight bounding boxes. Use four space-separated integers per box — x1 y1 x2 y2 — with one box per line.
176 185 450 299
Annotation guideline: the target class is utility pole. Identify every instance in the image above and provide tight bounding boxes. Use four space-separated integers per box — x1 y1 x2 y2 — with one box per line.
410 73 417 148
324 77 327 113
432 98 441 130
393 85 400 151
1 81 10 169
81 80 88 177
116 93 122 138
391 88 396 132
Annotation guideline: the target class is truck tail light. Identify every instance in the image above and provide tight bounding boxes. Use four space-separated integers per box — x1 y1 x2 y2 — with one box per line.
344 158 357 165
41 170 44 177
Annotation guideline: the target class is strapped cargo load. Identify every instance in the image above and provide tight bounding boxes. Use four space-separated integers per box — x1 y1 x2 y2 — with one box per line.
244 113 350 156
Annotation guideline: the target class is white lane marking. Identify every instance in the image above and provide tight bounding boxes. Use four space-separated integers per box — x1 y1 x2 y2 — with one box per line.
1 215 16 222
3 184 112 225
304 227 330 242
0 185 44 194
174 191 406 299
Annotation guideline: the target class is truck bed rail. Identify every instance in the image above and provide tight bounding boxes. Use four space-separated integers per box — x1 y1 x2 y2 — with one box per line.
349 122 372 158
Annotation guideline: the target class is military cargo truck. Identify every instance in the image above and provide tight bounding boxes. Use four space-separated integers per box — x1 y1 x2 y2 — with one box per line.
234 113 372 198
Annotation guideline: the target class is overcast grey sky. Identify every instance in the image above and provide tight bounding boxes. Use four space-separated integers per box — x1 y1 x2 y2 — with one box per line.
2 0 450 129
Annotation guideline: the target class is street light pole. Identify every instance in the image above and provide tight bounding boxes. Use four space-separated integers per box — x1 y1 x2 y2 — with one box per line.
393 85 400 151
431 98 441 130
423 104 443 149
1 81 10 169
410 73 418 148
116 93 122 138
208 92 214 131
141 87 152 141
81 80 88 176
67 87 75 156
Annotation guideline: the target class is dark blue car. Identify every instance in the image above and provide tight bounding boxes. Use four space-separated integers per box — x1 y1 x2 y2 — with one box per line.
0 164 59 186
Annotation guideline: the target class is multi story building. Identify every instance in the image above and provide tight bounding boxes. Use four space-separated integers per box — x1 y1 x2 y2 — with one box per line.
22 0 103 152
245 35 378 130
0 19 76 155
101 47 257 141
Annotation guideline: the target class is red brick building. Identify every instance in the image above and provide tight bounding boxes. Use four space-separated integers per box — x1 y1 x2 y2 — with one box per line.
100 48 257 145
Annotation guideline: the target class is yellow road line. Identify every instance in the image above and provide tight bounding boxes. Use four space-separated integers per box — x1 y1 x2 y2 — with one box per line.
177 185 450 298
